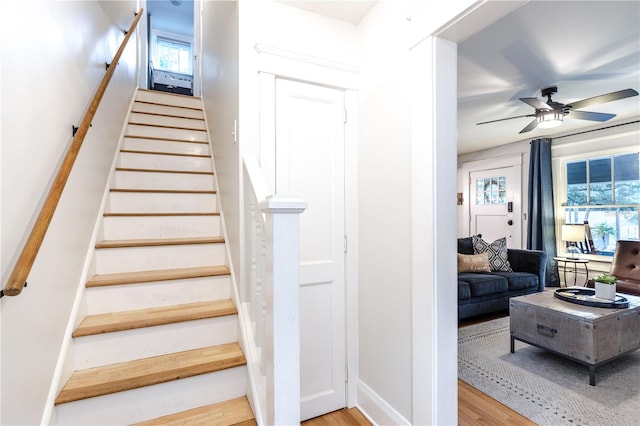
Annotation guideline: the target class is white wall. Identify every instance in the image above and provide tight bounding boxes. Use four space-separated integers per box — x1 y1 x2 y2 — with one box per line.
0 0 137 423
356 2 414 421
200 1 240 278
357 1 482 423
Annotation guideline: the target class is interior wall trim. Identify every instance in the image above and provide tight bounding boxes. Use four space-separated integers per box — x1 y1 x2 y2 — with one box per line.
254 43 359 74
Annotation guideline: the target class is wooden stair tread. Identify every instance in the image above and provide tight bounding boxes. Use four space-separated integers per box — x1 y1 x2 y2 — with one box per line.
124 135 209 144
55 343 245 405
115 167 213 175
96 236 224 249
86 265 230 287
137 88 202 102
73 299 237 337
121 149 211 158
134 100 202 112
133 397 256 426
110 188 216 194
130 110 205 121
103 212 220 217
128 121 206 132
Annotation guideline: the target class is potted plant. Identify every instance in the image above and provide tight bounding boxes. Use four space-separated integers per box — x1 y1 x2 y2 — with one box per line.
592 273 617 300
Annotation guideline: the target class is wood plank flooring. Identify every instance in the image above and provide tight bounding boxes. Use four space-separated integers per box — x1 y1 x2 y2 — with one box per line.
305 311 534 426
302 407 371 426
458 379 536 426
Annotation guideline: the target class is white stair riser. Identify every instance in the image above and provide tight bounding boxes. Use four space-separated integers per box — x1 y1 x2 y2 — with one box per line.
129 112 206 130
94 244 226 274
109 191 217 213
101 215 221 239
132 102 204 119
122 137 210 156
135 90 203 109
114 170 214 191
127 124 208 143
55 367 246 425
118 151 212 173
73 316 238 369
85 275 231 314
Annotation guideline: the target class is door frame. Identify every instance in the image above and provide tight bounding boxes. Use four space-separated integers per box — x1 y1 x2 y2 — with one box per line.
255 46 360 410
136 0 201 96
461 155 523 247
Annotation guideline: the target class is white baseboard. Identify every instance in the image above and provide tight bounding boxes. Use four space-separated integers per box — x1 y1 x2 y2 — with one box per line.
357 380 410 426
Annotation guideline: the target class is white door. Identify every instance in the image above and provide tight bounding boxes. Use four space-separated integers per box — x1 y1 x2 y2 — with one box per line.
469 166 521 247
275 79 346 420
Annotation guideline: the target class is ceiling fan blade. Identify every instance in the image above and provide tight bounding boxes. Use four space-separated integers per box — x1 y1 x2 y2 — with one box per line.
520 97 552 110
518 118 539 134
568 110 616 122
567 88 639 110
476 114 535 125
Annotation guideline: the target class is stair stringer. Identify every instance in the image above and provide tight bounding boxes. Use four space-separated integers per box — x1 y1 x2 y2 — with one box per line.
199 102 266 426
40 90 139 426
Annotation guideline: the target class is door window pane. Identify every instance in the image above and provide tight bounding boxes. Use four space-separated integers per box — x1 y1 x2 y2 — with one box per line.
476 176 506 205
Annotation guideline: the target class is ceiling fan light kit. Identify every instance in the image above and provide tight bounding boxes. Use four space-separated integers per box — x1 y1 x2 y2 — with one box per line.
477 86 639 134
537 110 563 129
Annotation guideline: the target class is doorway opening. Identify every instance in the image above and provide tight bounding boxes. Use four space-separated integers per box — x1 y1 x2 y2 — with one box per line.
144 0 199 96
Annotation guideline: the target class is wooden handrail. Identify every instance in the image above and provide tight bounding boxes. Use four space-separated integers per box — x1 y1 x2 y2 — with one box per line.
2 8 143 298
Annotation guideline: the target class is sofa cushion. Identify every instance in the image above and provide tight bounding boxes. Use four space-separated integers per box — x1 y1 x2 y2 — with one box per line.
458 280 471 300
458 237 474 255
473 236 513 272
490 272 539 291
458 273 508 297
458 252 491 273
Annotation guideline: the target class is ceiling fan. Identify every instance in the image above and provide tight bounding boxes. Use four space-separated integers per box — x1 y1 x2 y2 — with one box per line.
477 86 639 134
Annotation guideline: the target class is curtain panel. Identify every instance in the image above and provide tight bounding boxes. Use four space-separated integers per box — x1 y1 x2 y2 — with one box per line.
527 138 560 287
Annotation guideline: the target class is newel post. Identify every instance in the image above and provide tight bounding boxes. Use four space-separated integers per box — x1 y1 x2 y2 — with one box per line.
259 195 307 425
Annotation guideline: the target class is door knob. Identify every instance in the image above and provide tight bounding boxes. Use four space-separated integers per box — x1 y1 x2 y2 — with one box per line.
507 220 513 226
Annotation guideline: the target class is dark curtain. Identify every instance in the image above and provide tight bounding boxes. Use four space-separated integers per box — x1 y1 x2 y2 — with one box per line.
527 138 560 287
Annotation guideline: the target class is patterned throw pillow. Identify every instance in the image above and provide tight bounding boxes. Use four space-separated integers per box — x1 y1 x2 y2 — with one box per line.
472 236 513 272
457 252 491 273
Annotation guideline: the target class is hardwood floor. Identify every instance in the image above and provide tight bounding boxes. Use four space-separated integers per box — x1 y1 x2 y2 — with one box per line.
302 407 371 426
458 379 536 426
303 311 535 426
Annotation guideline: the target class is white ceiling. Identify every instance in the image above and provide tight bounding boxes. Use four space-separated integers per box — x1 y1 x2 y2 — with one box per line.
456 1 640 154
280 1 640 155
280 1 378 25
147 0 194 37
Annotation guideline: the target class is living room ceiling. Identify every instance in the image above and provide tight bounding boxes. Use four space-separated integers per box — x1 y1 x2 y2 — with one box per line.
456 1 640 154
282 1 640 155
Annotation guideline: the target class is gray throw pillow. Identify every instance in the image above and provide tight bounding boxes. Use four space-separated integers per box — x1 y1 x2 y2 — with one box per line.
472 236 513 272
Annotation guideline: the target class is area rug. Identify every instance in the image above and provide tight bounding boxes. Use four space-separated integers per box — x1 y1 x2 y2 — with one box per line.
458 317 640 426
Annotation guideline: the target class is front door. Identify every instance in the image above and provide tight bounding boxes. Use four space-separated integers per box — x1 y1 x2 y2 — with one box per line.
275 79 346 420
469 166 521 247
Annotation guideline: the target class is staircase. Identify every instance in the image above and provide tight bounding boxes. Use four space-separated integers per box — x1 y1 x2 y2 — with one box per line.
54 89 255 425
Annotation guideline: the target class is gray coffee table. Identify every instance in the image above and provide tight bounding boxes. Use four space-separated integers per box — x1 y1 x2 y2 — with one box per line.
509 290 640 385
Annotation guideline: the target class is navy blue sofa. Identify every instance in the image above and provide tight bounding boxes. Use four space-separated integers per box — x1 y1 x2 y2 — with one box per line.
458 237 547 320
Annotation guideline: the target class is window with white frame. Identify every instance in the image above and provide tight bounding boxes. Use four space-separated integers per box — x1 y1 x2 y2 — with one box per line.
153 32 193 75
563 151 640 255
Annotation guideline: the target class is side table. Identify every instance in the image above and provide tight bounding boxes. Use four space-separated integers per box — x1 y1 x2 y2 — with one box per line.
553 256 589 287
